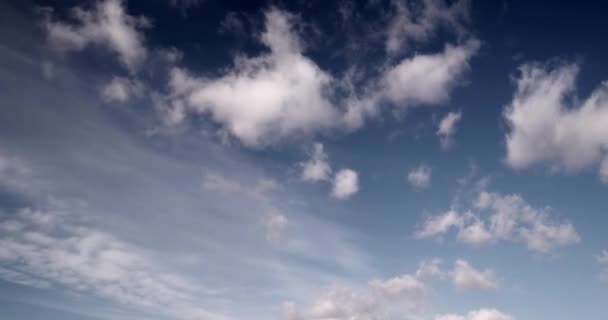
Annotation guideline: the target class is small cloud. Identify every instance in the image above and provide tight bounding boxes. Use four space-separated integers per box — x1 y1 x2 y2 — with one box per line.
437 111 462 149
408 164 432 189
332 168 359 199
450 259 500 291
300 143 331 182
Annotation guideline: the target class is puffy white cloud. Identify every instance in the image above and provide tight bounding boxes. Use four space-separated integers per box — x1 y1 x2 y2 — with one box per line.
408 164 432 188
167 9 338 146
100 76 144 103
44 0 149 72
0 208 227 320
504 62 608 181
383 40 479 105
283 259 443 320
450 259 500 291
344 40 479 129
300 143 332 182
385 0 471 54
416 191 580 253
597 249 608 282
435 309 513 320
437 111 462 148
332 169 359 199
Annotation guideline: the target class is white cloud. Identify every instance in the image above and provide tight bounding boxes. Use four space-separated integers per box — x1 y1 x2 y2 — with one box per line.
435 309 513 320
408 164 432 188
0 208 227 320
597 249 608 282
100 76 144 103
167 9 338 146
504 62 608 181
437 111 462 148
332 169 359 199
283 259 443 320
386 0 470 54
44 0 149 72
416 210 463 238
450 259 500 291
300 143 332 182
416 191 580 253
383 40 479 105
344 40 479 129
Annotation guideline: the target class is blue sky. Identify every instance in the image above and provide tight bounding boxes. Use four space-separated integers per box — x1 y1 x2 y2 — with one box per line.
0 0 607 319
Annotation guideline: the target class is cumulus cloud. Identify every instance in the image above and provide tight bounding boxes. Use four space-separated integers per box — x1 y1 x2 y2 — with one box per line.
283 259 443 320
450 259 500 291
300 143 332 182
597 249 608 282
166 9 338 146
386 0 471 54
344 40 479 129
332 169 359 199
408 164 432 188
437 111 462 148
383 40 479 105
504 62 608 182
100 76 144 103
44 0 149 72
416 191 580 253
0 208 227 320
435 309 513 320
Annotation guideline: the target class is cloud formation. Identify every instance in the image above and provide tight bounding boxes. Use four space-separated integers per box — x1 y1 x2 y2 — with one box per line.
332 169 359 199
300 143 332 182
504 62 608 182
438 111 462 148
167 9 338 146
0 207 227 320
408 164 432 188
283 259 443 320
416 191 580 253
44 0 149 72
450 259 500 291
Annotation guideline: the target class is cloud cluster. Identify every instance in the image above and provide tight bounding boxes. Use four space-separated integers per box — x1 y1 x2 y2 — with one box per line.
284 258 505 320
283 259 443 320
408 163 432 188
0 207 226 320
437 111 462 148
416 191 580 253
44 0 149 72
298 143 360 199
504 62 608 182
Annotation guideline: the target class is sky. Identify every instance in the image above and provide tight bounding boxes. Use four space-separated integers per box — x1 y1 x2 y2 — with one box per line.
0 0 607 319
